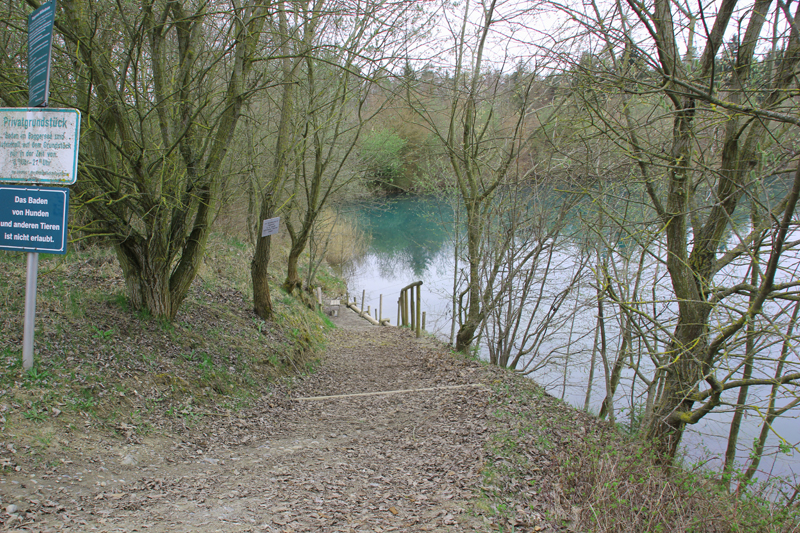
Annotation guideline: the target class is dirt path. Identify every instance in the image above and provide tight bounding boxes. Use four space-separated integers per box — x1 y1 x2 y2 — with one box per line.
1 308 505 532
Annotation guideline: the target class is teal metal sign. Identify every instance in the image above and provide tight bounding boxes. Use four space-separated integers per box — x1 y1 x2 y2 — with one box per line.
28 1 56 107
0 186 69 254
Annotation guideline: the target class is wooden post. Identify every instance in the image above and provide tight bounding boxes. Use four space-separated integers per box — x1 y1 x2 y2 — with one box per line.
397 297 401 327
404 289 410 327
360 290 366 317
379 294 383 322
410 287 415 331
422 311 426 331
416 283 421 338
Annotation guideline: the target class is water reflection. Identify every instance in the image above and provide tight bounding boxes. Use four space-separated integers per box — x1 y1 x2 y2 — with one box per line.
348 196 454 278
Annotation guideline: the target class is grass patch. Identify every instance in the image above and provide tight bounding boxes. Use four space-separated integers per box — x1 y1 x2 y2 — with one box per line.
462 363 799 532
0 234 332 468
559 431 798 532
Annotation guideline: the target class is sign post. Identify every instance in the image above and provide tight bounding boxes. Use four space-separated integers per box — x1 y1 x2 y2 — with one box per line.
0 0 77 371
0 186 69 370
23 253 38 371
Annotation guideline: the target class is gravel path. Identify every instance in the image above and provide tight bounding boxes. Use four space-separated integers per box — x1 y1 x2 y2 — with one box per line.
3 308 502 532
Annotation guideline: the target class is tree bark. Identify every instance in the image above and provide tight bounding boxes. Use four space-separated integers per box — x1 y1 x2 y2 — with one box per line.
252 1 296 319
455 200 485 353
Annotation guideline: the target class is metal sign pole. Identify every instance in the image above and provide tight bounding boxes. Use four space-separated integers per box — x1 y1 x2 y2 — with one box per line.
20 0 56 372
22 252 39 371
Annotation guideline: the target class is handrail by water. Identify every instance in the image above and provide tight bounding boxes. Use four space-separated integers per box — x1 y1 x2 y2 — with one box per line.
398 281 423 338
342 282 424 334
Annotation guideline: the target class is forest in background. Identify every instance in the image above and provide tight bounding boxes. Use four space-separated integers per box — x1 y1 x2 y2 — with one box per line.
0 0 799 509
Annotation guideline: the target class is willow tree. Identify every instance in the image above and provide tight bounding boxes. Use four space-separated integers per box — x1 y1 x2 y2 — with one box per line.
551 0 800 461
0 0 270 320
279 0 369 296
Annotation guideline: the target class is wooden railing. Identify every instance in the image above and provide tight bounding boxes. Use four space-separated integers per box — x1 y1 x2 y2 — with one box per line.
338 282 425 335
398 281 423 338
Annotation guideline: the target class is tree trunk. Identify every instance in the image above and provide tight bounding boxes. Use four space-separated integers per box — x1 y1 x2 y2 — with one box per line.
116 242 174 319
252 194 276 320
599 316 629 422
251 1 295 318
283 216 315 294
645 312 710 461
583 310 601 412
454 201 484 353
723 232 762 485
638 0 794 464
283 243 305 294
455 319 480 354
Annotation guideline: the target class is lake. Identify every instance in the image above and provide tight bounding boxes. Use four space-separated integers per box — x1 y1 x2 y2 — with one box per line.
338 193 799 495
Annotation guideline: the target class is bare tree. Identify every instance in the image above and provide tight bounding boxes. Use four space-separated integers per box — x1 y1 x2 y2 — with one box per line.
250 0 415 317
547 0 800 463
251 0 299 319
478 183 589 374
406 0 563 354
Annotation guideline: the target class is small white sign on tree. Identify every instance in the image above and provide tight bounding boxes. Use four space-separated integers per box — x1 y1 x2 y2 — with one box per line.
261 217 280 237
